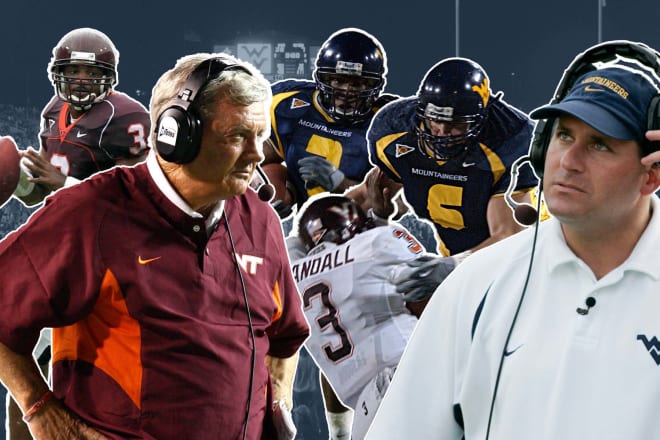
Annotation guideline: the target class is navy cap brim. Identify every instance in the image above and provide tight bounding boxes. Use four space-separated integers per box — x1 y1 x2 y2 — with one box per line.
530 100 637 140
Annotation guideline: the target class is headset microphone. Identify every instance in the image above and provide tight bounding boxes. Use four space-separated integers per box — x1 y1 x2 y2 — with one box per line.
250 164 275 202
504 155 539 226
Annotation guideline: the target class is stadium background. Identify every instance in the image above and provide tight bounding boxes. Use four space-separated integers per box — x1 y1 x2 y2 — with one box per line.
1 0 659 437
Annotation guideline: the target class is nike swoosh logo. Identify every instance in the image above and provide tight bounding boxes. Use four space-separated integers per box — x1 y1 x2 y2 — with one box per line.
138 256 162 265
462 161 476 167
504 344 524 357
584 86 604 92
76 131 87 138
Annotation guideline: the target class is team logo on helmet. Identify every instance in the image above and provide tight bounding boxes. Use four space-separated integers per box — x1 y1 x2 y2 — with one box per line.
298 195 372 250
472 78 491 107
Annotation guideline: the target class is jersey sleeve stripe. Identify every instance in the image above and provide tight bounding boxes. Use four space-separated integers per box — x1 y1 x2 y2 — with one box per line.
52 268 143 409
375 132 408 180
478 143 506 187
270 91 300 158
310 90 334 123
271 280 283 323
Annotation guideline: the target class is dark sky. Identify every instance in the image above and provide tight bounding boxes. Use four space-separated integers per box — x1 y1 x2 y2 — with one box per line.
2 0 660 114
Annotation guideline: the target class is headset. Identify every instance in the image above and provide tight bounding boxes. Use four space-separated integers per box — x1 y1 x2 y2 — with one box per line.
529 40 660 179
155 57 252 164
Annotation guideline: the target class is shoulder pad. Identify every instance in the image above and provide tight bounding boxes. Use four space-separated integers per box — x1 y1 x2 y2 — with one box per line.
480 98 531 146
371 97 417 134
106 91 149 115
271 79 316 95
374 93 400 110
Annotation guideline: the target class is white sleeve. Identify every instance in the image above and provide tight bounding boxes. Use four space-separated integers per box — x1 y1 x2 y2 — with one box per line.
285 234 308 260
365 262 479 439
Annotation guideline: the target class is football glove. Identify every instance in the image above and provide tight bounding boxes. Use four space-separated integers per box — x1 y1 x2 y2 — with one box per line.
393 255 456 302
297 156 345 191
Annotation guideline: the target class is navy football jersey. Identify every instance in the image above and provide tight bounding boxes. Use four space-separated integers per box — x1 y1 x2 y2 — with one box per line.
269 79 390 204
369 96 537 256
39 90 150 180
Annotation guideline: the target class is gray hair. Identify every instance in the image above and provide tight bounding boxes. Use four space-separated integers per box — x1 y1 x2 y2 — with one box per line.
149 53 272 148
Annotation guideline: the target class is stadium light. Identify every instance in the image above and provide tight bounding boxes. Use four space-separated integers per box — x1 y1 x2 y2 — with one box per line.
598 0 606 43
455 0 460 56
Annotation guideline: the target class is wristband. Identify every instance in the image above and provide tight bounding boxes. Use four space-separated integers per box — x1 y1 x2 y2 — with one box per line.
22 390 53 423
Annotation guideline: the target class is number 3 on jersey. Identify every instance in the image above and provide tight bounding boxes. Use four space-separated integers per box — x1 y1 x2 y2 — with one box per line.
302 281 354 362
128 123 147 155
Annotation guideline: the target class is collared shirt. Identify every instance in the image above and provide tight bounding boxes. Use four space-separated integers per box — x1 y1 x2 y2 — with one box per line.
146 151 224 235
367 196 660 440
0 162 309 439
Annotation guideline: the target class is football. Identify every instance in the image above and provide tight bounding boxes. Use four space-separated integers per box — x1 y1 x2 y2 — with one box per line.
0 136 21 208
262 162 294 206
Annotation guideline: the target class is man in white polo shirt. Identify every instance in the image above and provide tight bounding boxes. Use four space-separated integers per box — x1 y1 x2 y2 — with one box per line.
366 40 660 440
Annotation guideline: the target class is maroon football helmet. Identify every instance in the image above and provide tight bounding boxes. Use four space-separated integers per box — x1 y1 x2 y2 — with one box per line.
49 28 118 111
298 195 373 250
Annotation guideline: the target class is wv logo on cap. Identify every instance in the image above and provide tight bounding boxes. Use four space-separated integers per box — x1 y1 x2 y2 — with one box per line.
637 334 660 365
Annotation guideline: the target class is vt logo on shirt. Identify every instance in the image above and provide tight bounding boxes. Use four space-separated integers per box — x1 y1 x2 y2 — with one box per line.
237 254 263 275
637 335 660 365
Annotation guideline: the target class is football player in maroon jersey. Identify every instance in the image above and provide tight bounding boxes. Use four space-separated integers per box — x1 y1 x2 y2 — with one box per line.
13 27 150 206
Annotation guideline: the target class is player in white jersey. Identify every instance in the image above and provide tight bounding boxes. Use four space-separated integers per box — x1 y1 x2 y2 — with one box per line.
289 194 453 439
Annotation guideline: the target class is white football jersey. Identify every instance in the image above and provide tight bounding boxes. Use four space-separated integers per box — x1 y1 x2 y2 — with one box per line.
289 225 423 408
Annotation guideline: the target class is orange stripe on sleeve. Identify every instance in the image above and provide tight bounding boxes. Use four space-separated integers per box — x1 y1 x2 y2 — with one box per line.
52 269 143 408
271 280 283 323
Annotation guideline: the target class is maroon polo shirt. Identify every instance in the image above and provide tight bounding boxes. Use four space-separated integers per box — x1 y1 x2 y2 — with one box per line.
0 163 309 439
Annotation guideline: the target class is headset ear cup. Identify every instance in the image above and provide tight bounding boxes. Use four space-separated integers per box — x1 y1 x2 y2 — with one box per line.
646 94 660 154
529 119 552 179
648 95 660 130
155 106 203 164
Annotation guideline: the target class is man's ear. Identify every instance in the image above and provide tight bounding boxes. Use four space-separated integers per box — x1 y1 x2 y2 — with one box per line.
641 164 660 195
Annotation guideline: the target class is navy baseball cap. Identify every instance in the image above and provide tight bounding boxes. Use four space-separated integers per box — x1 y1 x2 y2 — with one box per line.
530 67 657 144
